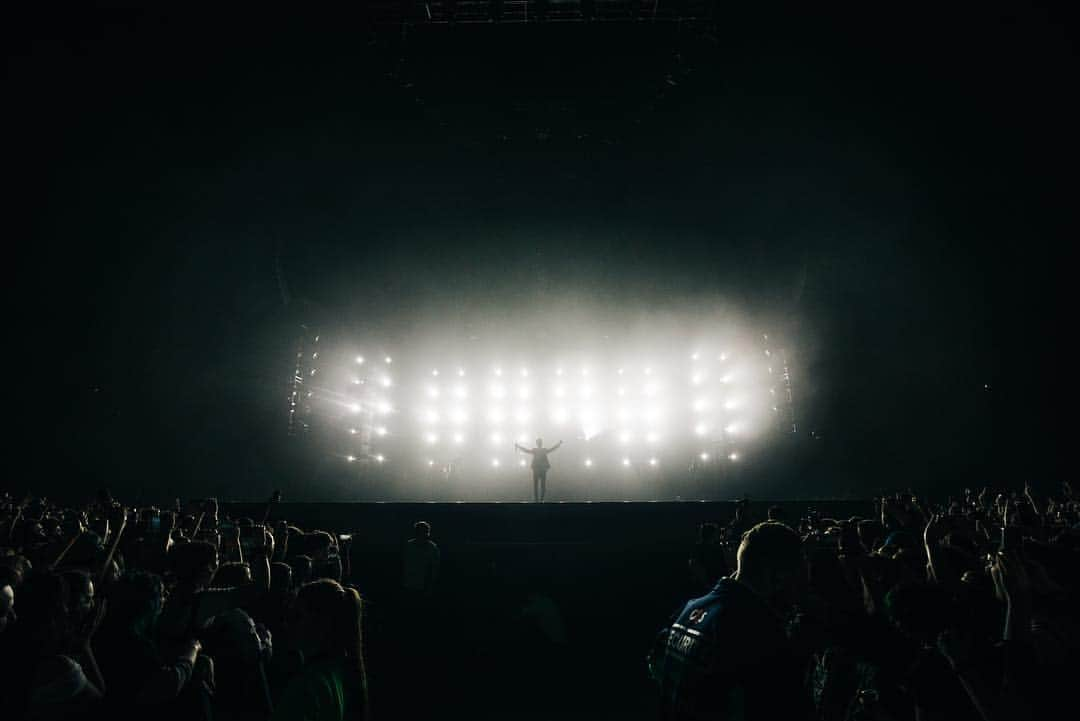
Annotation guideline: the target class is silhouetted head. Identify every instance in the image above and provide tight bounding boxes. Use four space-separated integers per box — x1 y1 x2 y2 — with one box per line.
290 579 364 672
535 438 543 447
735 521 803 602
414 521 431 540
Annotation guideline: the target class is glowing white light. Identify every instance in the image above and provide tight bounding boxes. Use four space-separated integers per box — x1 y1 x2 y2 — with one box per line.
728 452 739 461
490 432 503 445
646 431 659 443
424 432 438 445
699 452 709 461
458 368 466 377
425 410 440 424
694 423 708 436
616 408 629 423
427 386 440 399
432 369 440 376
428 459 435 466
349 428 357 435
488 408 505 423
644 367 653 376
719 352 728 361
517 433 529 444
580 367 590 376
518 386 531 399
579 384 593 398
691 373 704 385
691 352 700 361
649 457 658 466
520 368 529 377
310 369 316 376
491 458 501 468
349 403 361 413
452 385 467 399
692 398 707 412
617 368 625 375
451 409 468 425
380 376 392 388
356 356 365 364
555 368 564 376
644 383 657 397
453 432 464 444
384 357 392 364
555 386 566 397
352 379 361 385
721 374 732 384
724 400 737 410
617 387 626 397
725 424 737 434
490 384 506 399
377 401 392 414
552 408 568 424
375 454 385 463
514 408 530 423
494 367 503 376
622 458 631 467
584 458 593 467
619 431 632 445
519 459 527 467
346 455 356 462
375 426 388 436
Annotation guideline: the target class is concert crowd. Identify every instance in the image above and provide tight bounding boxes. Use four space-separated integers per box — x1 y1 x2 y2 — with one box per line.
1 483 1077 720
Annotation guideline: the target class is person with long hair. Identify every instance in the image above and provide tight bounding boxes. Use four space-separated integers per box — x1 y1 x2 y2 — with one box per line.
272 579 369 721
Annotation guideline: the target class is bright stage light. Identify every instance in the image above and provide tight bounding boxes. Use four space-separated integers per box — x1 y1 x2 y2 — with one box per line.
699 452 709 461
619 431 631 445
552 408 568 424
725 423 737 434
514 408 530 423
694 423 708 436
494 367 503 376
691 373 704 385
622 458 631 467
349 428 357 435
380 376 392 388
491 458 501 468
488 408 505 423
356 356 365 364
384 356 392 364
643 383 657 397
518 459 527 467
617 367 625 375
453 385 467 399
517 433 530 444
617 387 626 397
376 401 392 414
375 454 385 463
584 458 593 467
424 410 440 424
518 386 531 399
432 369 440 376
424 432 438 445
646 431 659 444
451 409 468 425
616 408 629 423
428 459 435 466
644 367 653 376
580 367 590 376
555 368 564 376
691 352 700 361
649 457 658 466
346 455 356 462
490 383 506 398
721 374 732 384
453 432 464 444
375 426 388 436
724 400 737 410
579 384 593 398
728 452 739 461
457 368 466 377
555 386 566 397
719 352 728 361
692 398 707 412
349 403 361 413
520 368 529 377
490 432 503 445
426 386 440 399
352 379 361 385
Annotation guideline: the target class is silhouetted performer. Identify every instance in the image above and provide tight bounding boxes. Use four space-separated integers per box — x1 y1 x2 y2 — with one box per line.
515 438 562 502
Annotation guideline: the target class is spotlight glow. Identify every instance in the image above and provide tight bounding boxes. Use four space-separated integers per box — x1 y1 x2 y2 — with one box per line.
649 457 658 466
728 452 739 461
518 458 527 467
375 426 388 436
384 357 392 364
453 432 464 444
699 452 709 461
622 458 631 467
349 403 361 413
491 458 500 468
376 401 392 414
349 428 357 435
346 455 356 462
432 369 440 377
375 454 385 463
584 458 593 467
424 432 438 445
694 423 708 436
355 356 365 364
380 376 392 388
490 432 503 445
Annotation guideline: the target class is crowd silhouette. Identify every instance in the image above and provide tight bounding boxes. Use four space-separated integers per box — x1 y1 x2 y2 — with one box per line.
1 483 1077 720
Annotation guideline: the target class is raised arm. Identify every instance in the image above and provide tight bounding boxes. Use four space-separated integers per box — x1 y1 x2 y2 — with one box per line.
547 441 563 453
515 443 533 454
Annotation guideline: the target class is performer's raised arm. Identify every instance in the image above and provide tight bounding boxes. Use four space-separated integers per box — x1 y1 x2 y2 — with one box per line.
515 443 534 454
548 440 563 453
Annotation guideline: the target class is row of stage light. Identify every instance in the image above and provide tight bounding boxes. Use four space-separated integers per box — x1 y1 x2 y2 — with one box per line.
316 346 779 469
